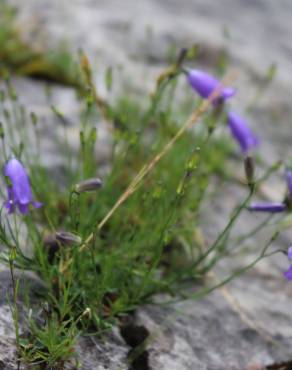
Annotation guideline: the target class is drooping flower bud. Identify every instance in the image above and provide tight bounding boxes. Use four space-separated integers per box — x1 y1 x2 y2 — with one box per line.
74 178 103 194
55 231 82 246
244 156 255 187
187 69 236 103
227 112 259 154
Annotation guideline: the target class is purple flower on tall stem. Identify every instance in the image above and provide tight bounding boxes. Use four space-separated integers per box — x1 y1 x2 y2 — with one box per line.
248 202 286 213
3 158 42 215
284 246 292 280
187 69 236 103
227 112 259 154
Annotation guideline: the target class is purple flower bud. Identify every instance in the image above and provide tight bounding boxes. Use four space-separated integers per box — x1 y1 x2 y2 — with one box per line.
187 69 236 102
248 202 286 213
55 231 82 246
286 170 292 198
284 264 292 280
244 156 255 186
74 178 103 194
3 158 42 215
227 112 259 154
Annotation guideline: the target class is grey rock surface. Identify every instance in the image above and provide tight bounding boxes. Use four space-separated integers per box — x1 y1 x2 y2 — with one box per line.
0 270 46 370
1 0 292 369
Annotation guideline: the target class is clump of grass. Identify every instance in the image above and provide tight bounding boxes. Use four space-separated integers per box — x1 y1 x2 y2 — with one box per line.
0 40 285 369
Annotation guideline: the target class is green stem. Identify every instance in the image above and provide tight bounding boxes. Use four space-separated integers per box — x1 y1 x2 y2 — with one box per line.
156 233 280 306
9 253 20 354
232 213 275 245
194 188 254 270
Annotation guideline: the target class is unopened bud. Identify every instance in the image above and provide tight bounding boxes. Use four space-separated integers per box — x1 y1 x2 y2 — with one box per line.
55 231 82 246
74 178 103 193
244 156 255 187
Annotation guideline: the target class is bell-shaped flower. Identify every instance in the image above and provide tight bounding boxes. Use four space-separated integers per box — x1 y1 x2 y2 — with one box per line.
3 158 42 215
227 112 259 154
187 69 236 103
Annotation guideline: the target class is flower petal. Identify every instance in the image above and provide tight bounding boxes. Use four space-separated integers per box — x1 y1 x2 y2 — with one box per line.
17 202 29 215
32 201 43 209
4 200 15 214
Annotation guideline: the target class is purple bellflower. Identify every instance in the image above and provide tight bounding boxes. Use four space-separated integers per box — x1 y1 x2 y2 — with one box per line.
187 69 236 103
227 112 259 154
284 246 292 280
3 158 42 215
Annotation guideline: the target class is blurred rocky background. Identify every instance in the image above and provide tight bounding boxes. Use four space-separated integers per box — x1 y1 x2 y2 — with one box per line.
1 1 292 369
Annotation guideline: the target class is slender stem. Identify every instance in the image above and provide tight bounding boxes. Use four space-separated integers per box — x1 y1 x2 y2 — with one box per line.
9 252 20 357
232 213 275 245
156 233 280 306
193 188 254 270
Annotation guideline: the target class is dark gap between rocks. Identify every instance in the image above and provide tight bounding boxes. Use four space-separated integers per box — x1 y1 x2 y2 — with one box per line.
120 322 150 370
266 361 292 370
